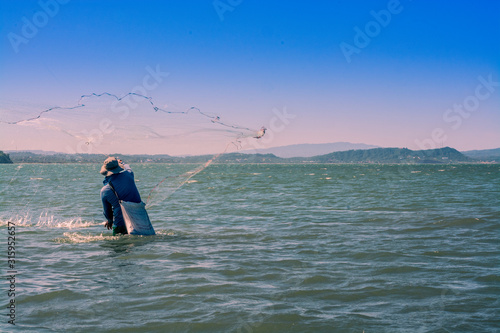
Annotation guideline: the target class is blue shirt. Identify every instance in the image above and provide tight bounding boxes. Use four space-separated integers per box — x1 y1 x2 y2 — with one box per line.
101 164 142 227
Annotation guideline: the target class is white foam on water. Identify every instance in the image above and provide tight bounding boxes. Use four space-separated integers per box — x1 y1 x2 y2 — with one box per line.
56 229 176 243
57 232 120 243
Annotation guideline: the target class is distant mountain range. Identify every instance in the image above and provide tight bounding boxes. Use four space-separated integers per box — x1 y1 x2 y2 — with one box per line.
306 147 473 164
462 148 500 162
2 146 498 164
213 147 476 164
242 142 379 158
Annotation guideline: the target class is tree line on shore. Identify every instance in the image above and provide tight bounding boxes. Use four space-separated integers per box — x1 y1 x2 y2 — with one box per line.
0 151 13 163
2 147 497 164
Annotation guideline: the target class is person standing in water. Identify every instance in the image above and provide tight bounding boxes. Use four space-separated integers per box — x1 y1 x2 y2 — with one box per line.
100 157 142 235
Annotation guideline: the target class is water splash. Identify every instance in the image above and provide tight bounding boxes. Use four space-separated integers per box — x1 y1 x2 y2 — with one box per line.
0 212 99 229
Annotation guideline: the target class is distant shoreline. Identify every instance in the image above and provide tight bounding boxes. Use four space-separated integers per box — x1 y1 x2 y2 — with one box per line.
2 147 499 164
1 162 497 166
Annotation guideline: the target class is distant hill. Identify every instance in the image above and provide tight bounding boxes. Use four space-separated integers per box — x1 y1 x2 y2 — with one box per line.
0 151 13 164
462 148 500 162
309 147 473 164
242 142 379 158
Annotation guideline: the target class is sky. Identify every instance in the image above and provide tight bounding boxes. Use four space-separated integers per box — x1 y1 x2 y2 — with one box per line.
1 0 499 155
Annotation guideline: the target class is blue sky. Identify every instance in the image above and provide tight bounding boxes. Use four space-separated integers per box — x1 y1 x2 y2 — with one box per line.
1 0 499 154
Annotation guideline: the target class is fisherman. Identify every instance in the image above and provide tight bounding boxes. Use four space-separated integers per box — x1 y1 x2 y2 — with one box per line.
100 157 142 235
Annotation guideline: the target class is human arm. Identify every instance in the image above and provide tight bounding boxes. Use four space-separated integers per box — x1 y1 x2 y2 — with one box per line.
102 189 114 229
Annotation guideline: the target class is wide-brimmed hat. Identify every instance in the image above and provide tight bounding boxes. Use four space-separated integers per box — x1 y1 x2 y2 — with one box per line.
100 157 124 176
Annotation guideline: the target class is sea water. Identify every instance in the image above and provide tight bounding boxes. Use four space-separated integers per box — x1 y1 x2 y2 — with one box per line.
0 163 499 332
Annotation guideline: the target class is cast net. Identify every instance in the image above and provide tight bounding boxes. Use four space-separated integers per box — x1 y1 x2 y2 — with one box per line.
0 92 266 208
